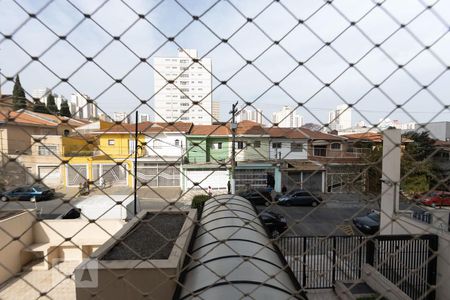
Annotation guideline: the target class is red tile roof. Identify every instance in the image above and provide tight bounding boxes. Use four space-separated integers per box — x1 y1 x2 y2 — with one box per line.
190 124 230 136
98 121 193 134
343 132 383 142
266 127 310 139
0 110 86 127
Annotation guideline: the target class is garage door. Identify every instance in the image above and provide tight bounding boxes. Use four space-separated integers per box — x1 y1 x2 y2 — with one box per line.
184 170 228 190
235 169 271 191
38 166 61 187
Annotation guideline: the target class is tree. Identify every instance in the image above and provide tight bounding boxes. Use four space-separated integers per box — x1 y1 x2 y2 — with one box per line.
60 100 72 117
46 94 59 114
12 75 27 110
401 131 438 194
363 131 438 195
32 101 49 114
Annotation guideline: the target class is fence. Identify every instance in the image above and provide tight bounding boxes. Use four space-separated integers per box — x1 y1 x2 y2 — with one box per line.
278 234 438 300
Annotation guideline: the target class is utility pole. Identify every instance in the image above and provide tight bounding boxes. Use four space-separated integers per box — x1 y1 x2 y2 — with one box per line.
134 111 139 216
230 102 238 194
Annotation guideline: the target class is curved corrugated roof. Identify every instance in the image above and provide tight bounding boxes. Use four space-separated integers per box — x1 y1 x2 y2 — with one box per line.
177 195 302 299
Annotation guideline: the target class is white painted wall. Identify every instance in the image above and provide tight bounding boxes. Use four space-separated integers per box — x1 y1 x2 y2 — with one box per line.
184 169 229 190
145 133 186 159
269 139 308 160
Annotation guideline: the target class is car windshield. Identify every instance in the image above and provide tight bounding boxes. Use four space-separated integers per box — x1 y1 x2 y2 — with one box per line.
367 212 380 221
31 185 46 192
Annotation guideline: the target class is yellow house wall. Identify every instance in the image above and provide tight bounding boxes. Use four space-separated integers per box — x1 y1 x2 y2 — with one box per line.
97 134 145 158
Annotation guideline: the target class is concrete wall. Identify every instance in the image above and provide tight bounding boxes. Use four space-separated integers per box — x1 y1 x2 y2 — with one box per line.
0 211 36 285
33 219 125 245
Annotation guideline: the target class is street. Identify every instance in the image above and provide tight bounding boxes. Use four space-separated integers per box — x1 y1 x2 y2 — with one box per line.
256 194 425 236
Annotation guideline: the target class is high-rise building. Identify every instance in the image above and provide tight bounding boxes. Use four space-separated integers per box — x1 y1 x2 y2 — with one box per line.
140 114 150 123
212 101 220 122
32 88 51 104
54 94 66 110
154 49 212 125
272 106 303 128
114 112 131 123
236 105 263 124
70 93 98 120
328 104 352 131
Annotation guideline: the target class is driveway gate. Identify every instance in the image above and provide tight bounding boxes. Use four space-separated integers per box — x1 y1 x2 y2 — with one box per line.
278 234 438 300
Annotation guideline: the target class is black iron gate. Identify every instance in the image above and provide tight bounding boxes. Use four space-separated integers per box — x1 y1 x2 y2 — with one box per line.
278 234 438 300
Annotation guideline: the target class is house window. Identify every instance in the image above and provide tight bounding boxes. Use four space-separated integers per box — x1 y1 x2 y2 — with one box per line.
291 143 303 152
38 145 57 156
108 139 115 146
313 145 327 156
212 142 223 150
237 141 244 149
331 143 341 150
175 139 180 146
272 142 282 149
254 141 261 148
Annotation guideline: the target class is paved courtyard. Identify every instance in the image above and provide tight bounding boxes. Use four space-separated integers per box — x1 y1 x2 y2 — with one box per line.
0 261 77 300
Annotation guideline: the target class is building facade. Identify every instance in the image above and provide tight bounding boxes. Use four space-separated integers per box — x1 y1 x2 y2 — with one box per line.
70 93 98 120
272 106 302 128
154 49 212 125
212 101 220 122
328 104 352 131
237 105 263 124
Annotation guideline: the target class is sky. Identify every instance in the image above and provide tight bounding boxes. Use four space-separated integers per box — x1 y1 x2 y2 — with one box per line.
1 0 450 127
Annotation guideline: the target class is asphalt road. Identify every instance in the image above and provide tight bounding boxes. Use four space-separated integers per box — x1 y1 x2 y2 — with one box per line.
256 198 425 236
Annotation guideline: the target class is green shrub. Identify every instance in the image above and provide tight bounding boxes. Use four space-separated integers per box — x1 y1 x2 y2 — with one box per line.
191 195 210 209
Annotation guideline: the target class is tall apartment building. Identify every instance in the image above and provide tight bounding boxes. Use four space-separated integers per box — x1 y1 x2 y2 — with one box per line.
328 104 352 131
70 93 98 120
154 49 212 125
32 88 51 104
140 114 150 122
237 105 263 124
113 112 131 123
212 101 220 122
272 106 303 128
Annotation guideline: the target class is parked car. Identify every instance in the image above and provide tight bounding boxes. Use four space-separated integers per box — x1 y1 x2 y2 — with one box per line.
353 211 380 234
238 189 272 206
259 211 288 238
418 191 450 206
277 190 322 207
0 184 55 202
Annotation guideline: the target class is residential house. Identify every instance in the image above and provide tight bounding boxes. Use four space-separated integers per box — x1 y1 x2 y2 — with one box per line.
16 135 96 188
303 129 367 193
183 124 230 191
0 110 86 155
0 110 88 188
65 122 148 188
266 127 324 192
232 121 280 192
137 122 193 188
